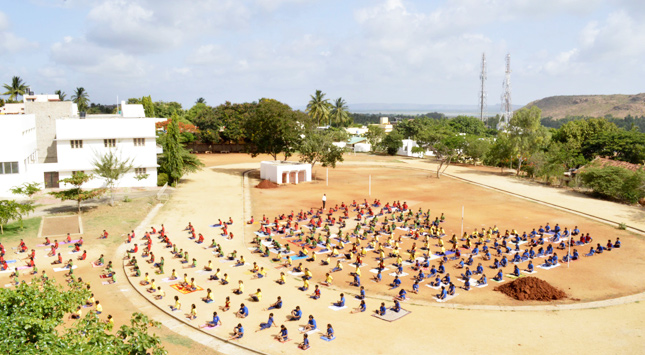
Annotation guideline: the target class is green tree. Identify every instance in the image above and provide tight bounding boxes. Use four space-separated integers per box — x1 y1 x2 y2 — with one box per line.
380 130 404 155
10 182 41 201
552 117 619 152
449 115 487 135
153 101 184 119
2 76 28 101
157 115 204 186
484 133 516 171
141 95 155 117
581 129 645 164
306 90 332 126
415 121 463 178
71 87 90 112
0 200 34 234
91 150 134 206
159 115 184 186
329 98 351 127
298 130 345 169
580 165 645 204
463 136 492 162
244 98 308 160
0 279 165 354
507 106 547 176
365 125 385 150
196 97 206 104
54 90 66 101
48 172 105 214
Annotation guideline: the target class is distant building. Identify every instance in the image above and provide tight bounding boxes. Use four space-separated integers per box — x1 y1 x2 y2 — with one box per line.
260 161 311 184
396 139 434 158
369 117 393 133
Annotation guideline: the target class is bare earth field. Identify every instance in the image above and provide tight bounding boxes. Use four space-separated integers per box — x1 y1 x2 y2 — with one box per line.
123 154 645 354
3 153 644 355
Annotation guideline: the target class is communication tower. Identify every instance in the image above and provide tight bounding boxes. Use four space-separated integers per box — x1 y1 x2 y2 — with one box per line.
500 53 513 128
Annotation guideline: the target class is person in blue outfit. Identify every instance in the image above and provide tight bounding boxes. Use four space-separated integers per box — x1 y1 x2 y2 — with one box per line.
303 315 317 332
258 313 276 331
231 323 244 339
333 293 345 307
277 324 288 342
290 306 302 321
236 303 249 318
377 302 387 315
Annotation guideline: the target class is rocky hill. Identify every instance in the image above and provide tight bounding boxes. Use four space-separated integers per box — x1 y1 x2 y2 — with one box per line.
523 93 645 119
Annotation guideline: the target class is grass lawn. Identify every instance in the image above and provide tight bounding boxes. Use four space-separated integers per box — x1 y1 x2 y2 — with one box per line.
0 217 41 244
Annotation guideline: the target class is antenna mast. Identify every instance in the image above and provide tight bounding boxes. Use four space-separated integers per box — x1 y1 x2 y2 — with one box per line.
500 53 513 128
479 53 487 123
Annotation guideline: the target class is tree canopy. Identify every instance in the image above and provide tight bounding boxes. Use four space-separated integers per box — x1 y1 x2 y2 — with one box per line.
3 76 28 101
48 172 105 213
306 90 332 126
71 87 90 112
0 279 166 354
244 98 308 160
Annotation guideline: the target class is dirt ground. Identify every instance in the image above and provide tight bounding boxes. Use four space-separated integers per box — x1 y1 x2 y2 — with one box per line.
122 154 645 354
41 215 81 236
4 153 644 354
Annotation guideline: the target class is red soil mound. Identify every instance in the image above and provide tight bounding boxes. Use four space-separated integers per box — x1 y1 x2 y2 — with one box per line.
494 276 567 301
256 180 279 189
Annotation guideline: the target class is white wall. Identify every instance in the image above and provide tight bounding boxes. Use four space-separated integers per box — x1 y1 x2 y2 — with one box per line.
354 143 372 153
396 139 434 158
0 115 39 197
261 161 311 184
56 118 158 189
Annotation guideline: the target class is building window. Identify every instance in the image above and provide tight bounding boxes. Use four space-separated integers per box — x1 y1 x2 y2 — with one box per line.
134 138 145 146
0 162 19 174
135 168 147 176
104 139 116 148
71 140 83 148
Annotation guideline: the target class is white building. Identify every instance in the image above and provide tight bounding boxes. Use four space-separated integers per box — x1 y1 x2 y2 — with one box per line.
397 139 434 158
54 117 158 189
0 115 39 196
260 161 311 184
0 99 160 197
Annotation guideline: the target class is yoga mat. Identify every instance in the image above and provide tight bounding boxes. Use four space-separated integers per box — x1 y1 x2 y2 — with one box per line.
6 260 17 264
436 293 459 303
371 308 411 322
388 272 409 277
170 283 204 294
210 224 222 228
537 263 561 270
298 327 320 335
53 265 77 272
327 305 347 311
321 336 336 342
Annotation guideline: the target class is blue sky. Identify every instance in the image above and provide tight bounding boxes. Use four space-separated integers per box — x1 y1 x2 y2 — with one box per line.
1 0 644 110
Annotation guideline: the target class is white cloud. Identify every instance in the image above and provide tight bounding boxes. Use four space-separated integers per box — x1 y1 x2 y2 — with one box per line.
50 36 147 77
0 11 39 54
85 0 251 54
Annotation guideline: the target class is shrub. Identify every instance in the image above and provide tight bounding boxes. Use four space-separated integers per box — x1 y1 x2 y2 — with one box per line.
579 166 645 204
157 173 168 186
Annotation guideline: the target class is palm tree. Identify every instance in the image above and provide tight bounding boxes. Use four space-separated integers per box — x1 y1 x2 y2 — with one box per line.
2 76 29 101
329 97 351 127
71 87 90 112
54 90 66 101
306 90 332 126
195 97 206 104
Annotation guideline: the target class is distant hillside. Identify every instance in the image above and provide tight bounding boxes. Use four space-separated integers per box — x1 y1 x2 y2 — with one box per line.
523 93 645 119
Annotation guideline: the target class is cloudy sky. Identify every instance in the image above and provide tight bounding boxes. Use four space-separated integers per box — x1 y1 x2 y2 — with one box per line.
1 0 644 109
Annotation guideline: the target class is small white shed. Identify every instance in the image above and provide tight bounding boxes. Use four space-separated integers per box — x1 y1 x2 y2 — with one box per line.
260 161 312 184
397 139 434 158
354 143 372 153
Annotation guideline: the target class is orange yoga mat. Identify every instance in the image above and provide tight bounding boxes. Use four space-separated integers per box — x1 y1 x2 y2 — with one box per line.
170 283 204 294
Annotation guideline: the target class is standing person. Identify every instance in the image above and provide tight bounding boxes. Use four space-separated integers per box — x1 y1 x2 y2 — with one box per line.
322 194 327 209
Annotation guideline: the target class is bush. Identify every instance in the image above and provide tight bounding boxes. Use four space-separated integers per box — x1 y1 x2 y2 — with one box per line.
579 166 645 204
157 173 168 186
